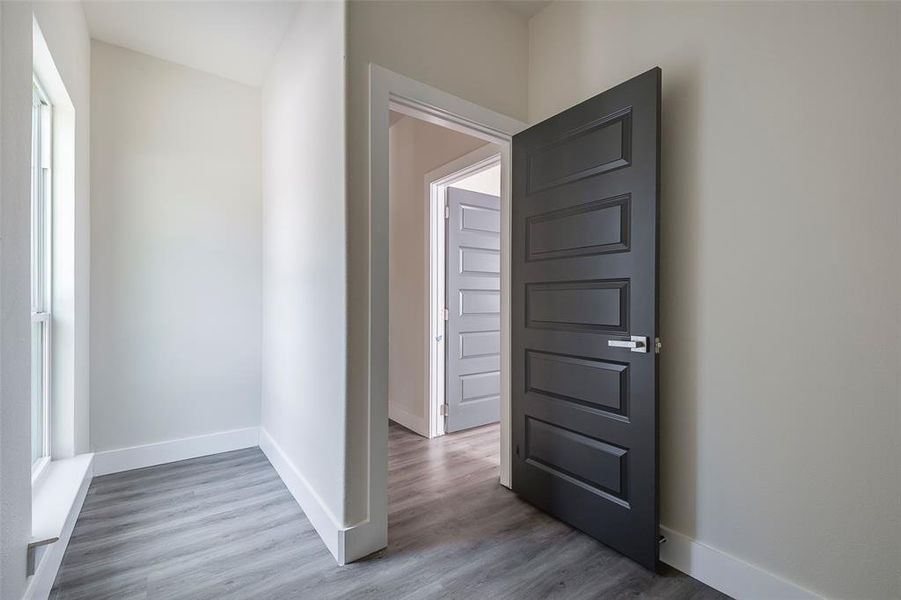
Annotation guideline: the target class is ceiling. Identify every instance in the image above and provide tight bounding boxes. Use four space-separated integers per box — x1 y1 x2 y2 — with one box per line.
82 1 300 87
82 1 552 88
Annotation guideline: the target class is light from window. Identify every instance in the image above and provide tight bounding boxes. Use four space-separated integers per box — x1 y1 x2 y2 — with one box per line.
31 77 52 471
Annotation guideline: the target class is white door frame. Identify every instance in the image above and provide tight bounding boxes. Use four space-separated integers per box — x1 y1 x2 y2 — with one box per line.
368 66 527 554
425 147 501 439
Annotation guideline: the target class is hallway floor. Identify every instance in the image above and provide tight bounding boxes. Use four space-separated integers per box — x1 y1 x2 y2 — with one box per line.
51 423 727 599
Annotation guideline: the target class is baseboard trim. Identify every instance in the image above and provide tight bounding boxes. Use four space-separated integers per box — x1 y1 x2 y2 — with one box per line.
388 404 428 438
37 428 823 599
20 433 824 598
660 526 822 599
23 455 93 600
259 428 350 564
93 427 260 476
341 516 387 564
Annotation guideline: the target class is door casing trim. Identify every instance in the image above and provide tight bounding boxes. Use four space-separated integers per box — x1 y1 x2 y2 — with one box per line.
361 64 527 560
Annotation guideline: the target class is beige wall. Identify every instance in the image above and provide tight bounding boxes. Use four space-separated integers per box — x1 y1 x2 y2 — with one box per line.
90 42 262 451
388 114 488 435
345 0 529 524
529 2 901 598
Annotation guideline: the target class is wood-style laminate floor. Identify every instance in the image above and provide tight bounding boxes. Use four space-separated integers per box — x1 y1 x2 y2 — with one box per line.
51 422 728 600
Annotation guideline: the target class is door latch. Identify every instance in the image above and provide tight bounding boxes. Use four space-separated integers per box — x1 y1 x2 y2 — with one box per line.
607 335 649 353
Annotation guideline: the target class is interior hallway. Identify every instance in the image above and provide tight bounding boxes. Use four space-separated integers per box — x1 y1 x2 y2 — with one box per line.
50 424 727 599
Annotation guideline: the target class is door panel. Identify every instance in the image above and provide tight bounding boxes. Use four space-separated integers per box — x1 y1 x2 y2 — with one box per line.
512 68 660 570
525 350 627 416
446 187 501 433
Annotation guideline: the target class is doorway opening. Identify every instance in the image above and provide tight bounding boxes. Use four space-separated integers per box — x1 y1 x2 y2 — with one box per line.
426 148 501 438
362 64 527 562
388 109 503 430
386 105 505 547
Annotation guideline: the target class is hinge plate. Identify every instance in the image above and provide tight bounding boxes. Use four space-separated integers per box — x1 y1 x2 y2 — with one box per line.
439 404 448 416
655 337 662 354
443 308 449 321
444 205 449 219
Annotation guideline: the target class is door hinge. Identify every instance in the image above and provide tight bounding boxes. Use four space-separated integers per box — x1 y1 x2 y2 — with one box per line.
439 404 448 416
443 308 449 321
658 534 667 545
655 337 662 354
444 205 449 219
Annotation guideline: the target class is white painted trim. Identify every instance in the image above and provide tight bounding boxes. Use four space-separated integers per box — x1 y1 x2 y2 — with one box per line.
370 71 527 552
31 455 51 489
93 427 260 476
260 429 381 565
24 454 93 600
660 526 823 600
258 428 347 562
387 403 429 438
34 16 79 461
424 147 501 440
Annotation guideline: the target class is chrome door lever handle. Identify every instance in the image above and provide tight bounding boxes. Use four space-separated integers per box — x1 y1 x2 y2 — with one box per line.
608 335 648 353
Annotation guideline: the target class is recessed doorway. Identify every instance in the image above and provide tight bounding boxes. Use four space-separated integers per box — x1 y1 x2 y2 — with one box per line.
388 110 503 447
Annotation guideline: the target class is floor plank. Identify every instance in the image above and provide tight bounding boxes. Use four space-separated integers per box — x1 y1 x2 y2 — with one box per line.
51 422 728 599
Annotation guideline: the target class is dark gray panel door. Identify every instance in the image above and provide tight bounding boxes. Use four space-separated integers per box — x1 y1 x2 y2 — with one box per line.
512 68 661 570
446 187 501 433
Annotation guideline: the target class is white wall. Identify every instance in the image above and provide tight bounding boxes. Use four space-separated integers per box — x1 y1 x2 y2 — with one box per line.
453 164 500 197
345 0 529 532
260 0 348 559
1 3 91 597
388 115 487 436
529 3 901 598
90 41 261 452
0 4 35 597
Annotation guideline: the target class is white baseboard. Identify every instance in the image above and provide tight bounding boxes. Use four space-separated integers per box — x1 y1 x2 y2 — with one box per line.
35 427 820 600
259 428 387 565
259 428 347 563
93 427 260 476
660 526 822 600
24 455 94 600
388 403 428 438
341 515 387 565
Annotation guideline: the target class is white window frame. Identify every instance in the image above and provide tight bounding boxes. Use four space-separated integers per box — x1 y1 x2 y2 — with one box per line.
31 75 52 480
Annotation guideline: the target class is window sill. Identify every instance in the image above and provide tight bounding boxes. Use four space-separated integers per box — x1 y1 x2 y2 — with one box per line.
29 454 93 576
31 456 51 489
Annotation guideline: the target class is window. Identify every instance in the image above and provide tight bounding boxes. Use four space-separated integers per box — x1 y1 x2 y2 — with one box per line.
31 77 52 473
